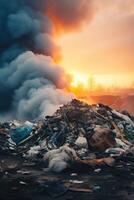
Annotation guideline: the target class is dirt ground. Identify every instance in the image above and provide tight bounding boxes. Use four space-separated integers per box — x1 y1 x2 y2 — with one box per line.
0 155 134 200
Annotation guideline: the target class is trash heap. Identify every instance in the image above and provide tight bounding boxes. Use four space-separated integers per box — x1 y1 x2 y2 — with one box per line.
0 99 134 173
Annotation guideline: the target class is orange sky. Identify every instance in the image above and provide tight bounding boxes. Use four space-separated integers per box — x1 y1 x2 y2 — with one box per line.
56 0 134 88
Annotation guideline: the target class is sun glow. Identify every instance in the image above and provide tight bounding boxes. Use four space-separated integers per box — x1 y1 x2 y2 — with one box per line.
69 72 95 104
70 73 92 101
71 73 90 89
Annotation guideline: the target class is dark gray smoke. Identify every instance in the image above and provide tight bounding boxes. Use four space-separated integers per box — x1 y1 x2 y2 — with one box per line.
0 0 92 120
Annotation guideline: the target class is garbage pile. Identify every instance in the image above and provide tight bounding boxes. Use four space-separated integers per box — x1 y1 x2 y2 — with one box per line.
0 99 134 173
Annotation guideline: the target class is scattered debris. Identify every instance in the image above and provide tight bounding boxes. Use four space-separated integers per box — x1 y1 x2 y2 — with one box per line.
94 168 101 173
70 173 78 177
69 180 84 184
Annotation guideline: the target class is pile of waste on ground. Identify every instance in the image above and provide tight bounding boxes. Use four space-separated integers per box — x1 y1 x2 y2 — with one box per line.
0 99 134 173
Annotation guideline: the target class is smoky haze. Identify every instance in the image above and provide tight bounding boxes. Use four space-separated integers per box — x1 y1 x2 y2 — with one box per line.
0 0 93 120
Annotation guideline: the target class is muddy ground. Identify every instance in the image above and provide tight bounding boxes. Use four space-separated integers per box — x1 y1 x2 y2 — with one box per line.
0 155 134 200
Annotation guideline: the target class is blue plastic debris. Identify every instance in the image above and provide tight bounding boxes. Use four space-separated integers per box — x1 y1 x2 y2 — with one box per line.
10 122 33 145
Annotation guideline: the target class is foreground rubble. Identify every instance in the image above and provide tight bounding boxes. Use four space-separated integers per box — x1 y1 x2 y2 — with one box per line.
0 99 134 199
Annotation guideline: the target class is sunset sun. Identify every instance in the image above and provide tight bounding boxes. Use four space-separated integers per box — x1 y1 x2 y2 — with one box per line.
71 73 90 89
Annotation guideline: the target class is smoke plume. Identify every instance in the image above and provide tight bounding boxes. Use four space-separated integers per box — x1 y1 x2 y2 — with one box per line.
0 0 93 120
